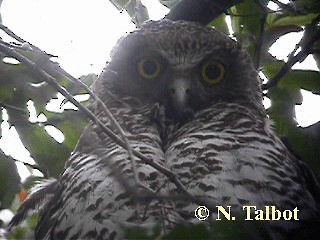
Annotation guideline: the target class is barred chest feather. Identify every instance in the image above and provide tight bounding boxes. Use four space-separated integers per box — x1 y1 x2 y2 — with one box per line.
165 102 317 214
37 100 318 240
48 102 168 239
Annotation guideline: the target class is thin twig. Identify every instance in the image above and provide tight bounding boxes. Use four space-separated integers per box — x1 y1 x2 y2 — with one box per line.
263 16 320 89
271 0 298 12
0 23 25 43
64 73 142 191
0 22 144 191
44 57 146 192
93 93 149 192
0 102 27 113
0 41 197 205
254 0 268 70
0 23 48 55
271 0 320 14
226 9 284 17
1 151 49 178
100 154 156 195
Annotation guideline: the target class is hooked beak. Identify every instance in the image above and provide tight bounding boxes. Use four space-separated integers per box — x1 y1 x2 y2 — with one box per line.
167 78 194 121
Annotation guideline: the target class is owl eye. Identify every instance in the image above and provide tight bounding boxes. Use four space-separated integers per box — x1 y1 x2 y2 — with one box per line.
201 60 225 84
138 57 161 79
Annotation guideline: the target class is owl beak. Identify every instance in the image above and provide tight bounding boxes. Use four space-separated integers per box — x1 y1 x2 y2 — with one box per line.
168 78 193 121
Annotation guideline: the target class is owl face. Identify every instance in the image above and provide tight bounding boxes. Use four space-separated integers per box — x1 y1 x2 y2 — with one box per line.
102 20 262 121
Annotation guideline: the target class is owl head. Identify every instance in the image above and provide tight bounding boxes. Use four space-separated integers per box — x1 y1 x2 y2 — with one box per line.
97 20 264 121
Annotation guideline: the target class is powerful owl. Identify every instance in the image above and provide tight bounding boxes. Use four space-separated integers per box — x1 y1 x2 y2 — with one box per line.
9 20 320 239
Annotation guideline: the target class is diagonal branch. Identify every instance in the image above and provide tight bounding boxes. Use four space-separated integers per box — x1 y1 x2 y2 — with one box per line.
2 151 49 178
0 23 25 43
165 0 243 25
271 0 299 13
254 0 268 70
0 102 27 113
263 16 320 89
0 41 200 205
0 21 148 192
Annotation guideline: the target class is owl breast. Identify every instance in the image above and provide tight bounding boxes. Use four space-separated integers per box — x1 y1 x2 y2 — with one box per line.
164 102 318 222
49 99 173 239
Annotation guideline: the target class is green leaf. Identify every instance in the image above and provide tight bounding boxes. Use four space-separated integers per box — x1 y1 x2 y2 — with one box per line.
0 41 91 177
109 0 149 24
290 0 320 13
163 224 211 240
0 150 20 209
263 62 320 94
159 0 180 9
263 59 320 169
6 109 70 177
230 0 267 57
66 73 97 96
163 218 254 240
263 25 302 50
281 70 320 94
110 0 136 16
0 61 58 115
286 122 320 171
267 12 318 28
7 215 38 240
45 110 88 151
208 14 229 34
263 61 301 134
266 87 300 135
123 224 161 239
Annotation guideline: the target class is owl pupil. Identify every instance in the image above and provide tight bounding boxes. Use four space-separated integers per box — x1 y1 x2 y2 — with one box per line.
143 60 157 75
205 64 220 80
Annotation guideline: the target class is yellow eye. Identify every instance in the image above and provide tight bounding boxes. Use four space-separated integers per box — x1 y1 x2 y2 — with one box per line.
138 58 161 79
201 60 225 84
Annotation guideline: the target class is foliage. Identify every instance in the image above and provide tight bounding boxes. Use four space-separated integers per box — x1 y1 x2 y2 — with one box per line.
0 0 92 236
0 150 20 210
0 0 319 239
123 213 266 239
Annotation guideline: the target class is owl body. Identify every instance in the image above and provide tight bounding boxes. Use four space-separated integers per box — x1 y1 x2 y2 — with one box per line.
36 101 171 239
165 101 317 212
10 20 319 239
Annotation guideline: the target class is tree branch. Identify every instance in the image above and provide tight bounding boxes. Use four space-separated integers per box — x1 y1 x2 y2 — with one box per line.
0 21 147 191
263 16 320 89
0 102 27 113
271 0 298 13
1 151 49 178
254 0 268 70
0 23 25 43
0 41 199 206
165 0 243 25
